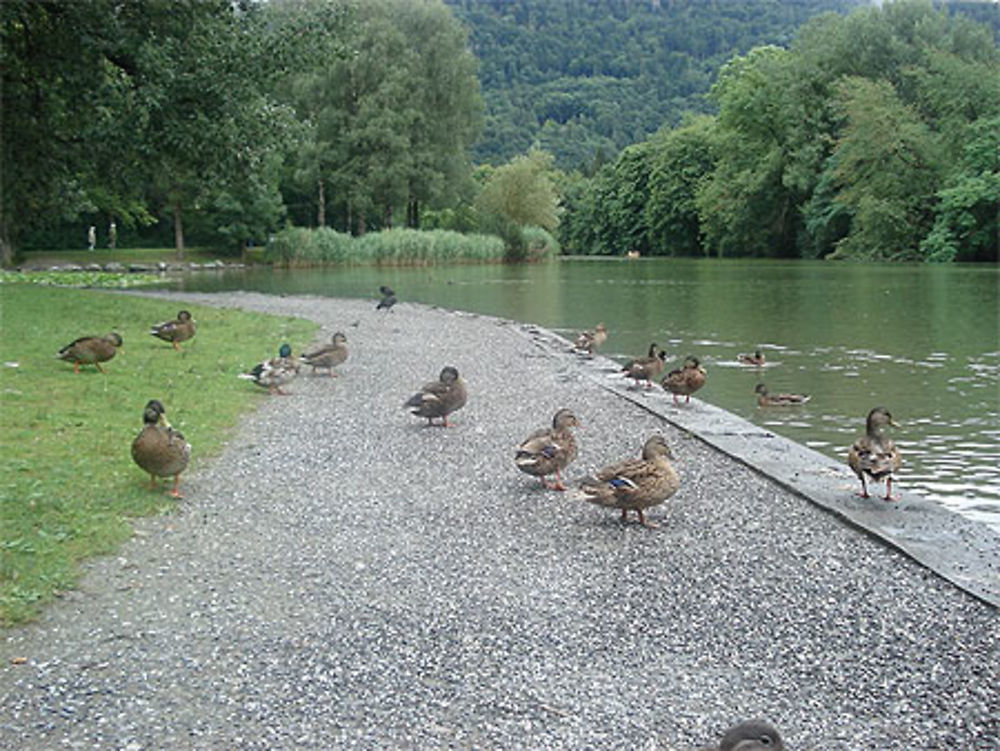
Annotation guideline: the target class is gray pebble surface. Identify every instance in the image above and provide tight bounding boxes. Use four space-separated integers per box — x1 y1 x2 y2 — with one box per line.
2 292 997 750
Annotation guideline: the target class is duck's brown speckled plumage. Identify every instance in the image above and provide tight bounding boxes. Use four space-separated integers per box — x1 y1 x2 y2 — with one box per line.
514 408 580 490
404 366 467 426
56 332 122 373
131 399 191 498
150 310 196 350
622 343 666 388
301 332 348 376
848 406 902 501
662 356 707 405
755 382 810 407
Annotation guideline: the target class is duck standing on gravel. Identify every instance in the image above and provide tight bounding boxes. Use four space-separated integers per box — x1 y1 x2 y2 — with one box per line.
662 355 707 405
697 720 785 751
131 399 191 499
376 285 397 311
300 332 348 377
56 332 123 373
514 408 580 490
754 383 810 407
404 365 467 427
239 343 300 395
578 434 679 528
574 323 607 354
150 310 196 350
622 343 666 389
848 406 902 501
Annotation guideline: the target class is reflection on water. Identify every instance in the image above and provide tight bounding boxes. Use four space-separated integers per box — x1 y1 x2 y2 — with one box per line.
171 258 1000 531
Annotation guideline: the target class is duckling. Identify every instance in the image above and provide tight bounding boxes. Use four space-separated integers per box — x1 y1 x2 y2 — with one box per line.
238 343 300 395
848 406 902 501
404 365 467 426
755 383 810 407
131 399 191 499
698 720 786 751
376 285 397 311
574 323 607 354
300 332 348 376
150 310 196 350
662 355 707 405
514 408 580 490
737 348 766 366
56 332 122 373
579 434 680 528
622 343 666 389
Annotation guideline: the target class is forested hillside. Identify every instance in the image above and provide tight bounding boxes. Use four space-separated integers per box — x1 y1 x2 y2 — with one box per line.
444 0 864 169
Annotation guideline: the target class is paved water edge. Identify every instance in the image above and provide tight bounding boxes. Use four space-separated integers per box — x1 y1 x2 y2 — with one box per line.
2 292 997 750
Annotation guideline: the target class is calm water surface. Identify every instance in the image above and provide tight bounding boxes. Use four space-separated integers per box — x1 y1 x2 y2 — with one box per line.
173 258 1000 531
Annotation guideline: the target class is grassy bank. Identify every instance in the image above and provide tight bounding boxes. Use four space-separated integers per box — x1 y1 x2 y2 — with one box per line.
19 247 236 266
0 285 317 626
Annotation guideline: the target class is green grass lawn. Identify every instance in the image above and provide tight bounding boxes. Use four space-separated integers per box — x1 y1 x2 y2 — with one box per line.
0 285 317 626
20 246 238 265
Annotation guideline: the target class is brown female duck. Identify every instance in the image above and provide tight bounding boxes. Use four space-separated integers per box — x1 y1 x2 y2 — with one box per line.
404 365 467 426
737 348 766 366
579 434 680 528
150 310 196 350
755 383 810 407
662 355 707 405
301 332 348 376
514 408 580 490
622 343 666 389
131 399 191 498
574 323 607 354
56 332 123 373
848 406 902 501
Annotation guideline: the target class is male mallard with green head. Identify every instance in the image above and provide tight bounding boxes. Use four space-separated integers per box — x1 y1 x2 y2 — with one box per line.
131 399 191 498
574 323 607 354
239 343 300 395
848 406 902 501
404 365 467 426
622 343 666 389
300 332 348 376
662 355 707 405
56 332 123 373
150 310 196 350
514 408 581 491
755 383 810 407
579 434 680 528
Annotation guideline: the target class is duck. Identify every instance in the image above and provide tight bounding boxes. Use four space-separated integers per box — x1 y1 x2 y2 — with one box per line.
404 365 467 426
376 285 397 311
622 343 666 389
300 332 348 376
131 399 191 499
238 343 300 395
574 323 607 354
579 434 680 528
150 310 196 350
754 383 810 407
514 408 581 490
56 332 122 373
698 720 786 751
737 348 766 366
662 355 707 405
848 406 902 501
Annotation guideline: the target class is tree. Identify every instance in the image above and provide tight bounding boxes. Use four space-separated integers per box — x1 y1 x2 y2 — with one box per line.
475 149 561 232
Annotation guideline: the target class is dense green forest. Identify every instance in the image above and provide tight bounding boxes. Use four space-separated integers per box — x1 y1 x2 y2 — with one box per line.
444 0 865 170
2 0 997 264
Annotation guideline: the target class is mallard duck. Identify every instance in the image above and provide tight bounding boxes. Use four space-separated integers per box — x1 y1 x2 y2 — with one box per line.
755 383 810 407
131 399 191 499
579 434 680 528
238 343 300 395
698 720 785 751
622 343 666 389
737 348 766 366
150 310 196 350
404 365 467 426
848 406 902 501
376 285 397 311
300 332 348 376
574 323 607 354
662 355 707 405
514 408 581 490
56 332 122 373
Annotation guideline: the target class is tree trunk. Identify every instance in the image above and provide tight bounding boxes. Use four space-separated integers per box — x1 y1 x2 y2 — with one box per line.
356 211 366 236
317 178 326 227
172 201 186 260
407 197 419 228
0 218 12 268
383 201 392 229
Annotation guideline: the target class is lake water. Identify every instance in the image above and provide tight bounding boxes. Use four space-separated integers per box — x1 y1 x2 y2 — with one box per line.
172 257 1000 531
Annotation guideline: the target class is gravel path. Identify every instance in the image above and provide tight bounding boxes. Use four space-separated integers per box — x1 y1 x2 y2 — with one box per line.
2 292 998 750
